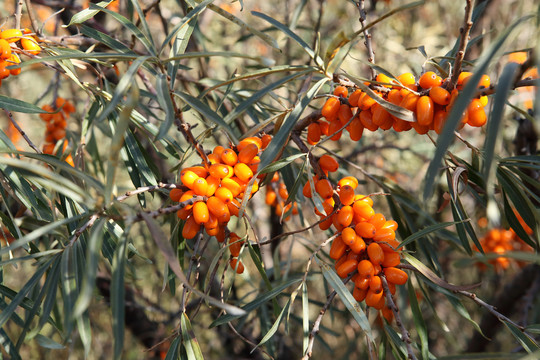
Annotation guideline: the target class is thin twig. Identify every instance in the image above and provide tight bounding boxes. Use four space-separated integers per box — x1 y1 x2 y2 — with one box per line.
15 0 24 30
449 0 474 88
3 110 42 153
356 0 376 80
381 275 418 360
24 0 40 35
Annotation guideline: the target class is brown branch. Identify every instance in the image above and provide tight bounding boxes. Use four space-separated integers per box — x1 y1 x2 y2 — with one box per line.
381 275 418 360
24 0 40 35
449 0 474 89
355 0 376 80
15 0 24 30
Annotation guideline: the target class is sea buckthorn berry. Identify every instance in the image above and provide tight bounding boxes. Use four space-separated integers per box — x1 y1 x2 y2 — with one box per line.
353 287 368 302
319 155 339 173
397 72 416 89
338 104 353 126
0 62 10 79
339 185 355 206
319 215 333 230
418 71 442 89
369 213 386 230
365 289 385 309
230 164 251 185
307 123 322 144
237 137 262 152
348 89 362 107
205 213 218 231
337 206 353 227
192 177 208 196
205 176 220 197
192 201 210 224
333 85 348 98
429 86 451 106
182 215 200 239
169 188 183 202
355 276 370 290
416 96 434 126
341 226 357 245
302 180 313 198
322 97 340 119
380 238 401 253
467 98 483 113
372 104 392 128
52 128 66 141
213 145 225 158
382 251 401 267
467 108 487 127
357 260 375 278
209 164 233 179
347 116 364 141
370 275 383 293
176 207 190 220
353 201 375 220
227 199 241 217
337 259 358 278
215 186 234 204
230 258 245 274
179 190 196 208
374 227 396 243
315 179 334 199
479 96 488 107
1 29 22 43
237 143 258 164
382 220 398 231
433 110 447 135
400 92 419 111
327 120 342 141
355 221 376 238
228 233 243 257
329 236 347 260
265 189 277 205
21 37 41 55
0 39 11 59
360 93 378 110
350 236 367 254
261 134 272 149
180 170 199 188
368 243 384 265
376 73 394 87
206 196 231 223
7 54 21 76
221 148 238 166
388 89 404 105
360 109 378 131
338 176 359 189
457 72 472 89
318 121 330 136
384 267 408 285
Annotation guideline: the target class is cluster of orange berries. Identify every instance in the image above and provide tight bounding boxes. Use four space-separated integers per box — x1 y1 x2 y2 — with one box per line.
0 28 41 84
476 217 533 271
302 156 407 320
169 135 272 245
40 97 75 166
265 172 299 220
308 71 491 143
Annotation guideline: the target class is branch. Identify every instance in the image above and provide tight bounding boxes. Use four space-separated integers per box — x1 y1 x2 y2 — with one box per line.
355 0 376 79
449 0 474 88
3 110 42 154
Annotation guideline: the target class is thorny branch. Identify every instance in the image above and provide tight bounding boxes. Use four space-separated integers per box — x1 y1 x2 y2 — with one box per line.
3 110 42 154
449 0 474 88
355 0 376 79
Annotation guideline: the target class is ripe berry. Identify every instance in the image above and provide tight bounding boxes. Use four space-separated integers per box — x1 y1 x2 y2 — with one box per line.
329 236 347 260
384 267 408 285
230 258 245 274
319 155 339 173
238 143 259 164
221 148 238 166
322 97 340 119
333 85 348 98
336 259 358 278
234 162 253 182
416 96 434 126
315 179 333 199
367 243 384 265
180 170 199 188
182 215 200 239
192 201 210 224
418 71 442 89
348 89 362 107
429 86 451 106
192 177 208 196
169 188 183 202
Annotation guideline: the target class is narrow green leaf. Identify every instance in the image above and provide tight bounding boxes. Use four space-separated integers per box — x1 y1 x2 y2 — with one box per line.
255 298 291 349
164 336 181 360
0 95 48 113
319 260 373 341
74 218 107 317
174 91 238 142
67 0 114 26
408 281 428 360
302 283 309 355
399 220 468 249
167 18 197 89
35 334 64 350
129 0 155 51
259 77 328 173
259 153 307 174
503 322 540 353
181 313 204 360
252 11 322 66
156 74 176 140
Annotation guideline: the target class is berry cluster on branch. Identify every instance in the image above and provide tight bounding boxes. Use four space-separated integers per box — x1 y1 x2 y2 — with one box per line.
39 97 75 166
0 28 41 84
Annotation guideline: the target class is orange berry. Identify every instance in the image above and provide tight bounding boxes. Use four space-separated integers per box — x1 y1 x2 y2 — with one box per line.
397 73 416 89
7 54 21 76
477 74 491 89
222 177 243 197
347 116 364 141
416 96 434 126
348 89 363 107
357 260 375 278
353 201 375 220
329 235 347 260
213 145 225 158
192 177 208 196
215 186 234 204
182 215 200 239
0 39 11 59
383 267 408 285
382 306 394 323
221 148 238 166
327 119 342 141
338 104 353 126
209 164 233 179
205 176 220 197
365 289 385 309
457 72 472 90
237 137 262 152
52 128 66 141
355 221 376 238
369 213 386 230
339 185 355 206
0 29 22 43
315 179 333 199
237 143 259 164
381 220 398 231
341 226 357 245
302 180 313 198
433 110 447 135
381 251 401 267
176 207 191 220
180 170 199 189
234 162 253 182
370 275 382 293
418 71 442 89
318 121 330 136
400 92 419 112
429 86 451 106
230 258 245 274
169 188 183 202
228 233 243 257
185 165 208 178
192 201 210 224
353 287 368 302
360 109 378 132
307 122 322 144
206 196 231 223
467 108 487 127
368 243 384 265
261 134 272 149
355 275 370 290
387 89 404 105
376 73 394 87
338 176 358 189
349 236 366 254
479 95 488 107
371 104 392 129
265 189 277 205
319 155 339 173
321 97 340 119
333 85 348 98
336 259 358 278
359 93 377 110
21 37 41 55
